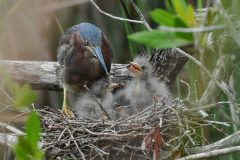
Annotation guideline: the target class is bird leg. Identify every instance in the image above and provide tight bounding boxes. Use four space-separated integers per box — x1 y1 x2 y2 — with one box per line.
62 87 75 118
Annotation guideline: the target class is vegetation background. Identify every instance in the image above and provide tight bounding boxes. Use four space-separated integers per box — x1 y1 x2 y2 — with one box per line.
0 0 240 159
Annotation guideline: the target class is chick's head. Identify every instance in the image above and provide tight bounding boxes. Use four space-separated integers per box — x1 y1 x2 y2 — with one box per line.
127 56 153 79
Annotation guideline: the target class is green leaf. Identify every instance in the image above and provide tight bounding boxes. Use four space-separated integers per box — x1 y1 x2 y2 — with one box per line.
14 84 37 108
128 30 192 48
172 0 187 17
186 5 195 26
13 136 33 160
150 8 176 27
172 0 195 26
26 111 41 153
35 150 45 160
174 17 188 28
13 112 43 160
174 18 193 40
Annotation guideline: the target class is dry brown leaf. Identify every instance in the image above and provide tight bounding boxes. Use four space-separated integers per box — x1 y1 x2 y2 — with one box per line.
141 124 162 160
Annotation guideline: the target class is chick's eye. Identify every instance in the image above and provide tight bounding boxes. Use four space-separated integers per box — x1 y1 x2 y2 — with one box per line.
141 65 146 70
85 40 90 46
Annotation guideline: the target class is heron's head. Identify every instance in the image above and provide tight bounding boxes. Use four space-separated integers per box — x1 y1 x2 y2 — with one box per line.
70 23 109 75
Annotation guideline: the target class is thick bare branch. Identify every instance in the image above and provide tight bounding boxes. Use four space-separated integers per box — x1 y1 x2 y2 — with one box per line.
0 47 190 91
0 60 130 91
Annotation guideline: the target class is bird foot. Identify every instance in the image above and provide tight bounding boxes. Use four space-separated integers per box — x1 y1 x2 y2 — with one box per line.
62 106 75 118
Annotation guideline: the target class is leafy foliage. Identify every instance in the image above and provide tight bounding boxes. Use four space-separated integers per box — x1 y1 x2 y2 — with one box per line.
13 111 44 160
128 30 191 48
150 8 176 27
129 0 195 48
171 0 195 26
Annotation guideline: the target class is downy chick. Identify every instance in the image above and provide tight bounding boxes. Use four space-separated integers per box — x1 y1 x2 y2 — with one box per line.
74 78 113 119
113 56 171 119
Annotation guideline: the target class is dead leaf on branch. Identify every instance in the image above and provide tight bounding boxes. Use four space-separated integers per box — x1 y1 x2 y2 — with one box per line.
141 124 162 160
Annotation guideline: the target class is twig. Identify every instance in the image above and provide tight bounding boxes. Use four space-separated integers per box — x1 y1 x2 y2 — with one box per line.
229 76 239 132
187 130 240 154
89 144 109 156
85 128 136 137
0 87 14 102
0 104 11 113
180 80 191 100
158 25 224 33
111 66 128 70
199 56 228 105
68 129 86 160
84 85 111 120
203 120 230 127
0 111 30 131
187 101 233 111
176 49 235 108
0 122 24 134
89 0 143 24
178 146 240 160
128 0 152 31
57 127 68 141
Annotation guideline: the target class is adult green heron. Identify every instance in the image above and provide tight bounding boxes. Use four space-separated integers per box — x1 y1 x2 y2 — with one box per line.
57 23 112 117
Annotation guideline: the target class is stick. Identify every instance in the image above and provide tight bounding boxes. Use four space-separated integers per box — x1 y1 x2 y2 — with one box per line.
178 146 240 160
84 85 112 120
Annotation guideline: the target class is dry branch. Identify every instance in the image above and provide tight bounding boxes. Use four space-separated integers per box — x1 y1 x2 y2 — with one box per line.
0 48 190 91
0 60 131 91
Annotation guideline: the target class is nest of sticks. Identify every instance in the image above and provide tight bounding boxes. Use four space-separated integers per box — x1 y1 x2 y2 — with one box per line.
38 97 212 160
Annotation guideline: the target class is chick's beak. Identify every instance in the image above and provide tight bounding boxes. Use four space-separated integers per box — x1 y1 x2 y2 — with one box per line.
127 62 143 75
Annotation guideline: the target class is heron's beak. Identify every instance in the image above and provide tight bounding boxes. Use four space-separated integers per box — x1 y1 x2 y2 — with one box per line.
92 46 109 75
127 62 143 75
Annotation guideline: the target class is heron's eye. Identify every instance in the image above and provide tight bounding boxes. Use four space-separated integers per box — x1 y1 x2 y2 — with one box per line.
85 40 90 46
141 65 146 70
